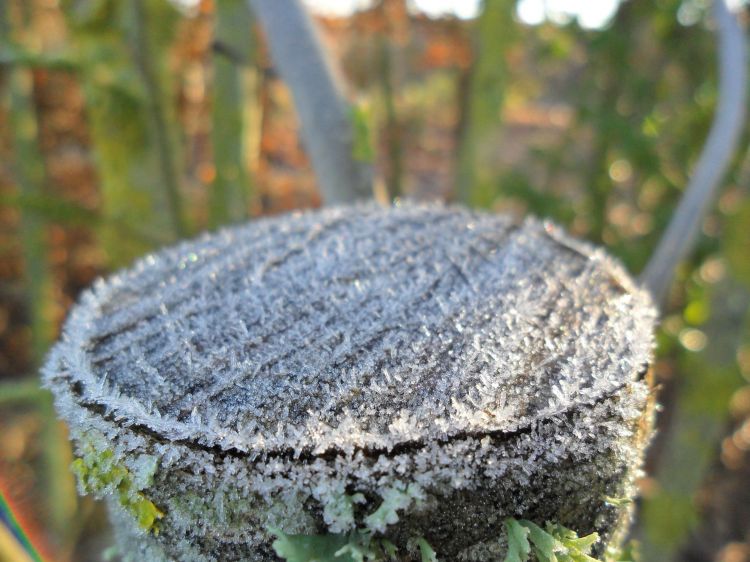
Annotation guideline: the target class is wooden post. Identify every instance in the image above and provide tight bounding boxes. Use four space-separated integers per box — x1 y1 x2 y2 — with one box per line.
44 204 656 560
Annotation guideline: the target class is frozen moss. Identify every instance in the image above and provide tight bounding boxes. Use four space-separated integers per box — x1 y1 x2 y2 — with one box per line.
323 491 366 533
364 484 425 534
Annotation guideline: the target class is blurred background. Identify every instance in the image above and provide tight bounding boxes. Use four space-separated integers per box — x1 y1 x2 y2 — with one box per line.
0 0 749 560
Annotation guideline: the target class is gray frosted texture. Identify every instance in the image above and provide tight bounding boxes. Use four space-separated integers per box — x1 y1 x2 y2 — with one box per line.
44 203 657 561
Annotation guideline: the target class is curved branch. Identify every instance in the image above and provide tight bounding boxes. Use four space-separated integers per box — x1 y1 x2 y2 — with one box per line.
246 0 373 204
640 0 748 306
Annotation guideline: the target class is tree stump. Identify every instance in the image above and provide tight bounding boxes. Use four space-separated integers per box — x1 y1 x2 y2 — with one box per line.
43 204 657 561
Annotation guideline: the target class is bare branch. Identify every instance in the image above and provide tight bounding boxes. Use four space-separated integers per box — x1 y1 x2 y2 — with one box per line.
246 0 373 204
131 0 188 238
640 0 748 306
210 0 255 227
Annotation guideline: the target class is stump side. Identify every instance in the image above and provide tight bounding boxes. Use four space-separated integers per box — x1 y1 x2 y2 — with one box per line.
59 372 654 560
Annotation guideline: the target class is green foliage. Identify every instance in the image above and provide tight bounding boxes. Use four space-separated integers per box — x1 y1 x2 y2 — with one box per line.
364 483 423 534
270 529 400 562
606 540 640 562
416 538 437 562
456 0 516 206
504 518 531 562
0 192 168 245
503 519 601 562
271 486 431 562
102 544 120 561
0 379 48 405
4 62 55 365
324 492 366 532
210 0 256 227
71 437 162 533
495 169 576 226
349 103 375 163
641 279 749 559
725 201 750 286
61 0 184 265
376 37 403 199
0 42 79 70
270 529 351 562
272 516 610 562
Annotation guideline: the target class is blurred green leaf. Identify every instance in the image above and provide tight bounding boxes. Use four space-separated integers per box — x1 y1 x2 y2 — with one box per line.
0 42 79 70
504 518 531 562
349 103 375 163
0 378 48 405
724 201 750 287
61 0 185 265
417 538 437 562
0 192 167 245
210 0 255 228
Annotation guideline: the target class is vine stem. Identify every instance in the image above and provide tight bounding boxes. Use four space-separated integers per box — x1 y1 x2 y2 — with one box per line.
640 0 748 306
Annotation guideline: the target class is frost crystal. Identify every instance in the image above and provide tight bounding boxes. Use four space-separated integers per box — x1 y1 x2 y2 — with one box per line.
43 203 657 561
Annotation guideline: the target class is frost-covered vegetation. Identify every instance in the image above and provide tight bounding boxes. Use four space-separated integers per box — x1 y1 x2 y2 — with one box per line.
71 430 162 533
270 516 622 562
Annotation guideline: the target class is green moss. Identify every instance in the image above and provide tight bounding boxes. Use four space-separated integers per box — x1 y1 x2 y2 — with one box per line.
71 433 163 533
417 538 437 562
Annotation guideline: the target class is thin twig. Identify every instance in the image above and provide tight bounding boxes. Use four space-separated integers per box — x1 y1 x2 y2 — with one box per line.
0 378 47 404
131 0 187 238
640 0 748 306
6 69 55 364
210 0 254 227
246 0 373 204
212 40 251 67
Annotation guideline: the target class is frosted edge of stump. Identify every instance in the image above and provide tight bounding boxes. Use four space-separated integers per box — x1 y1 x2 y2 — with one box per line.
42 202 657 461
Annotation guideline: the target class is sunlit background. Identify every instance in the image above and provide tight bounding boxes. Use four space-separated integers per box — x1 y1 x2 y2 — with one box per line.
1 0 750 561
306 0 622 28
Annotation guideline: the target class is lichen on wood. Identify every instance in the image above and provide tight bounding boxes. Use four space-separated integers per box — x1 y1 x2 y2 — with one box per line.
44 203 656 560
70 428 163 533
